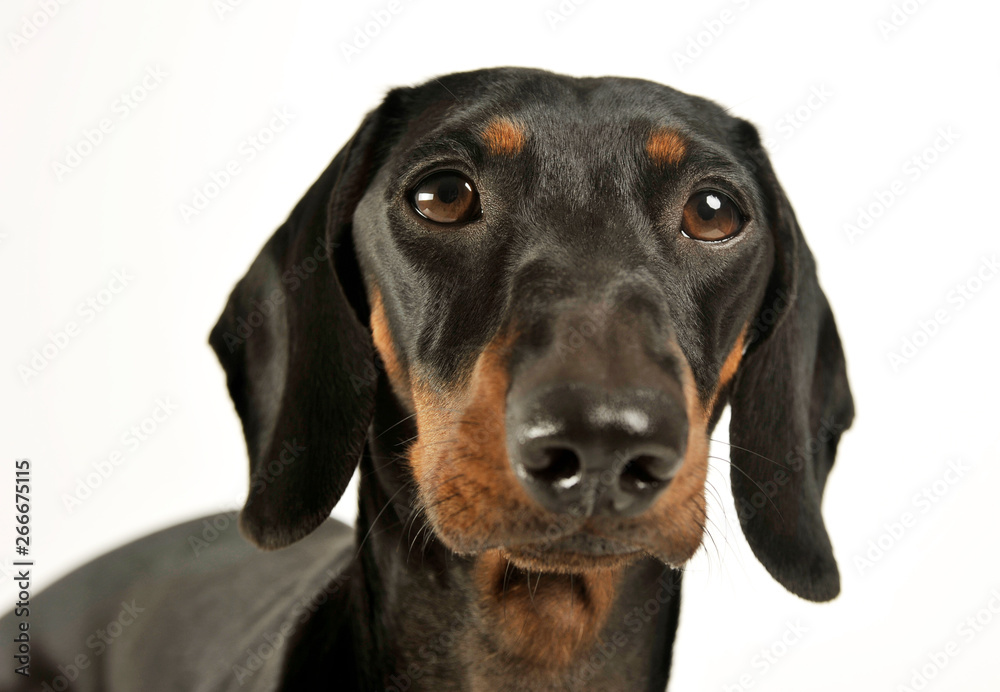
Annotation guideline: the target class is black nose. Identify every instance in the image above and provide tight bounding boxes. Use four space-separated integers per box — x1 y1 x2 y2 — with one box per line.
507 384 688 517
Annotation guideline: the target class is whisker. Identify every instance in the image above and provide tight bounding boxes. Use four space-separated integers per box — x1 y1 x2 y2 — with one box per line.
570 573 575 618
408 522 431 562
503 558 513 623
375 411 418 439
697 517 721 573
708 455 784 521
404 492 460 562
361 452 413 479
709 438 789 470
354 485 408 559
530 570 543 608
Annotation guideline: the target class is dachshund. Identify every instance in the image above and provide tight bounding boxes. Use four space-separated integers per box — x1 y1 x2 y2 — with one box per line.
1 67 853 692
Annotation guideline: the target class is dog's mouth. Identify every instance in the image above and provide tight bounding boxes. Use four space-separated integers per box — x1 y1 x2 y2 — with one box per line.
499 531 646 572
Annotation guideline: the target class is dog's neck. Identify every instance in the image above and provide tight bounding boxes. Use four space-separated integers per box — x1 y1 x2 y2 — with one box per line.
325 387 684 691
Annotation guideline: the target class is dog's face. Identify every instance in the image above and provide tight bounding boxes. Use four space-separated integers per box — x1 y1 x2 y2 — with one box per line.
212 68 853 613
353 73 773 573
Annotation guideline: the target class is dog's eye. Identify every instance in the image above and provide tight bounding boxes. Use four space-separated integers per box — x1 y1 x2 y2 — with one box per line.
681 190 743 241
411 171 481 225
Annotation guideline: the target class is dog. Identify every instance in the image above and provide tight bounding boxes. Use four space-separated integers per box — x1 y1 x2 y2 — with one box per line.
2 67 853 691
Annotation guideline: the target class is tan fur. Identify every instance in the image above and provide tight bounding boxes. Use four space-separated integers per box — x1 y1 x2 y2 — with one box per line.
481 117 526 156
706 324 748 414
395 319 726 670
405 330 716 570
368 286 413 409
629 351 710 565
646 128 687 166
407 329 546 549
474 550 622 670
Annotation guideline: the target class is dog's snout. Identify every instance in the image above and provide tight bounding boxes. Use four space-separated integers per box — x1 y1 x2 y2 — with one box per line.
507 384 688 517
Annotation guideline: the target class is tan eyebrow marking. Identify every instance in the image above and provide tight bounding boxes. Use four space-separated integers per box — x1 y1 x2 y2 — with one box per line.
481 117 526 156
646 128 687 166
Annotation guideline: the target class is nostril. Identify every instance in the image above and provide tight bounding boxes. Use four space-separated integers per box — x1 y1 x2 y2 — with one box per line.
527 446 582 487
619 452 679 493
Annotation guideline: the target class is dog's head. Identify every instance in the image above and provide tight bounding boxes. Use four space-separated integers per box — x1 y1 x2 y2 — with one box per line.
211 68 853 605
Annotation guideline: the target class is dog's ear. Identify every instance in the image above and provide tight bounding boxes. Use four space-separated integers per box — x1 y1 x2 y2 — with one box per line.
209 107 390 550
727 122 855 601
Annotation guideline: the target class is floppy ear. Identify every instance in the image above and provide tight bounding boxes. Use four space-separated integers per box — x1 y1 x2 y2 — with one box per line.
728 129 855 601
209 109 387 550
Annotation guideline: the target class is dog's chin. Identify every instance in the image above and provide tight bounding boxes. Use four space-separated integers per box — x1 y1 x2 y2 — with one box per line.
499 534 645 573
428 508 704 573
501 548 639 573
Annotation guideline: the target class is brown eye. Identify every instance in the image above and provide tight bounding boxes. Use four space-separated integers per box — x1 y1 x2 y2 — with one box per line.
681 190 743 241
411 171 481 224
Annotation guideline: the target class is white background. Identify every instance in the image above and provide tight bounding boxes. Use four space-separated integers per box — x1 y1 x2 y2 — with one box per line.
2 0 999 689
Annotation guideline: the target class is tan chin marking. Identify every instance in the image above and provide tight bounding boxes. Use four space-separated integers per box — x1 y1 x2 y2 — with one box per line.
474 549 622 670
